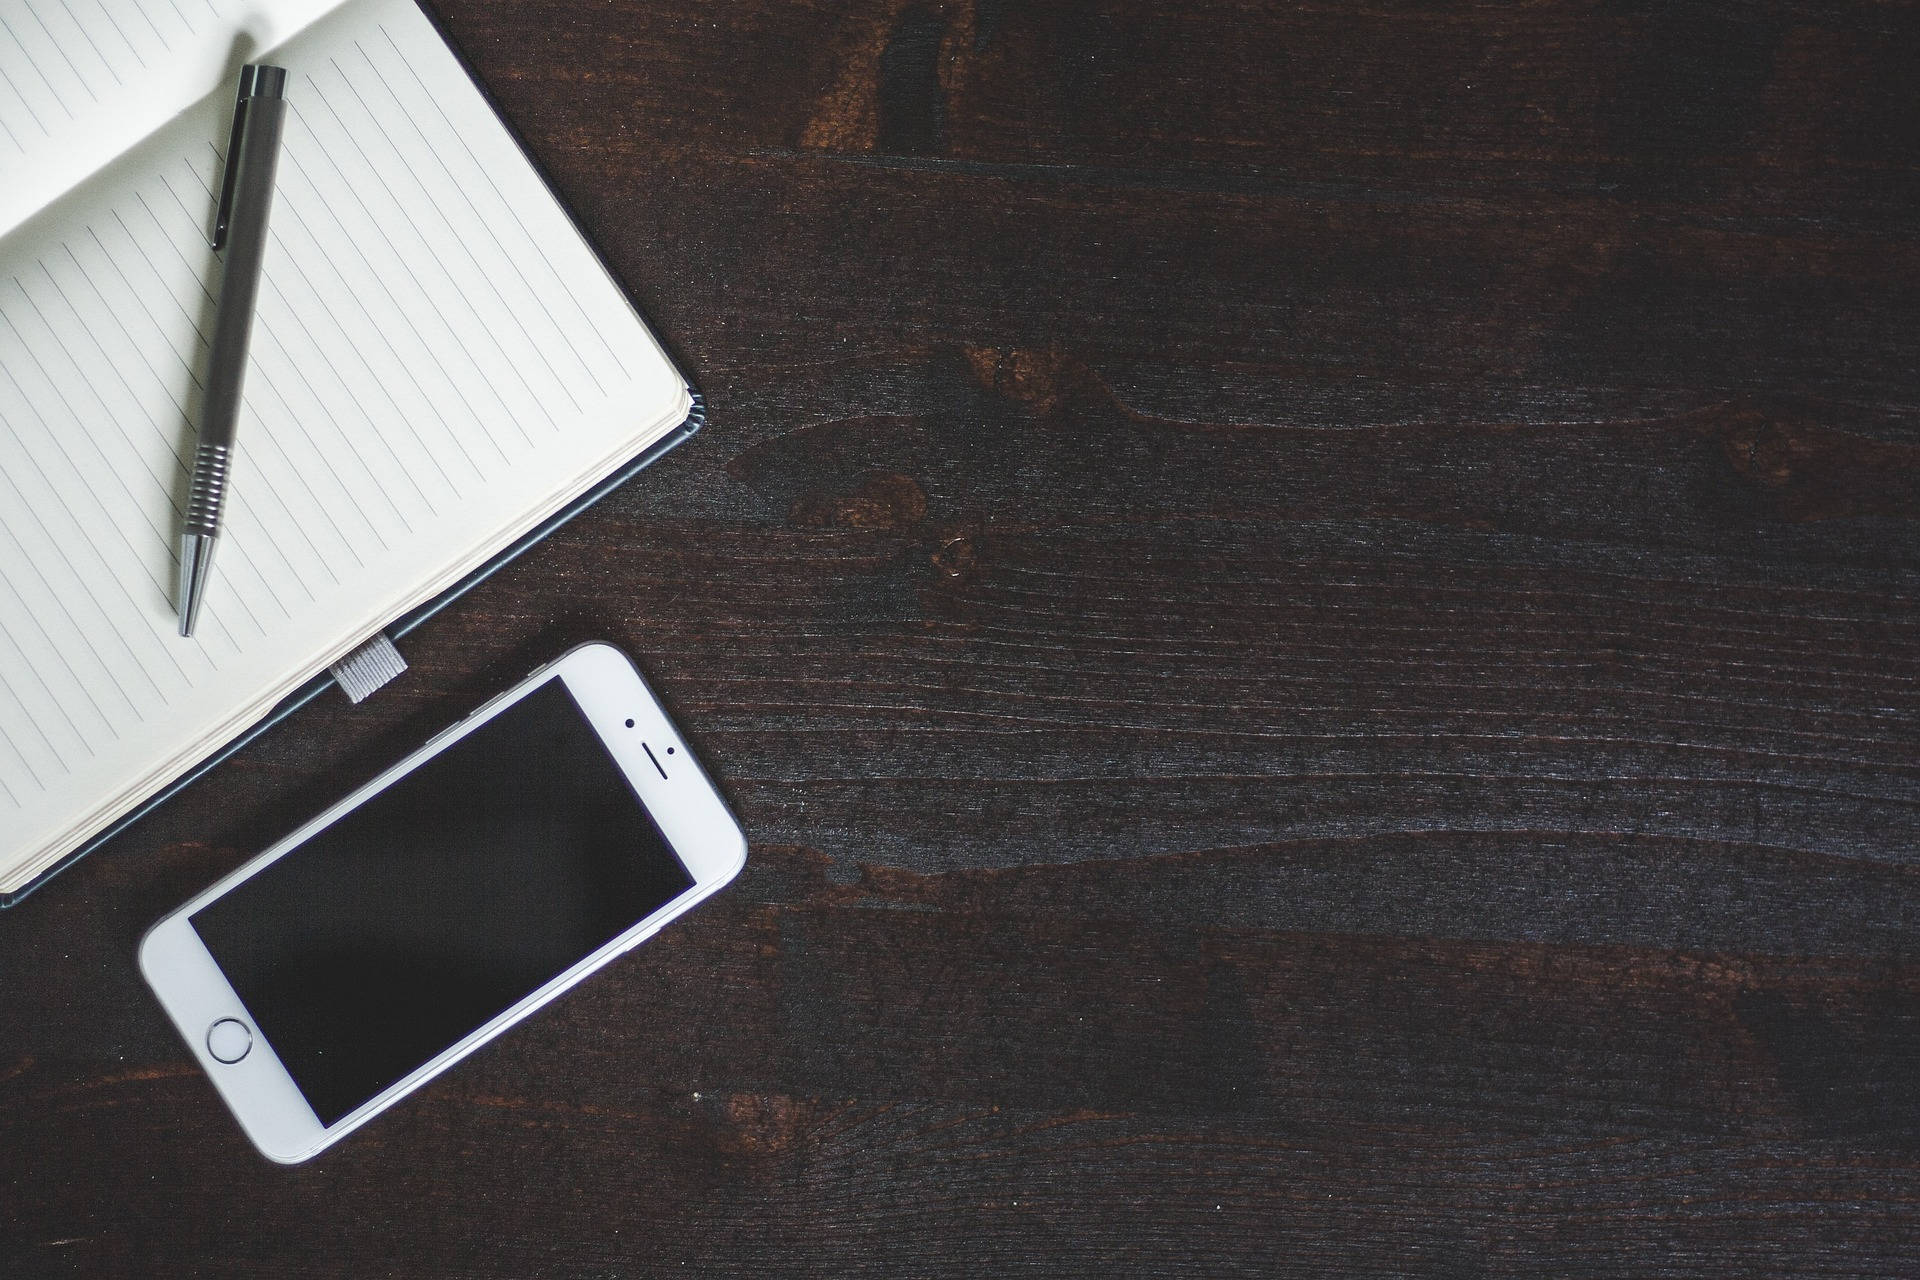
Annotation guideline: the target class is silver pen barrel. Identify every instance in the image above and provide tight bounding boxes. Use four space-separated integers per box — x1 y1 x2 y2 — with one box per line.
179 64 286 636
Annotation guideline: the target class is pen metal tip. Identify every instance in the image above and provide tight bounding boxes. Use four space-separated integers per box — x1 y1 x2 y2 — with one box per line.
178 533 217 638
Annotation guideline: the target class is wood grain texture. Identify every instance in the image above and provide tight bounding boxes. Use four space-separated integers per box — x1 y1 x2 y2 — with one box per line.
2 0 1916 1275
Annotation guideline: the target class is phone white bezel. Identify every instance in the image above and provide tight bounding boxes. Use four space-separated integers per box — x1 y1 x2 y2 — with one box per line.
138 642 747 1164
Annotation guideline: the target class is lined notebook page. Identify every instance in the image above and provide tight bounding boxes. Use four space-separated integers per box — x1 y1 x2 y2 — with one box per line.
0 0 341 236
0 0 688 890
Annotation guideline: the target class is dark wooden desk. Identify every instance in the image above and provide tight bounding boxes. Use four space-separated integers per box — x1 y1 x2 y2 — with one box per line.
5 0 1917 1274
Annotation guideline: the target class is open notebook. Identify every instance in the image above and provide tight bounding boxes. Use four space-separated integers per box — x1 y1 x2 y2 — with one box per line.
0 0 694 897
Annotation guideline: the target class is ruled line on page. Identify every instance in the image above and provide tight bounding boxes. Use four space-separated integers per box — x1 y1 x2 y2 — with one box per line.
279 115 540 452
60 229 272 638
85 1 146 72
23 2 98 106
336 46 584 414
15 259 295 623
193 149 454 524
358 37 603 400
169 154 426 544
144 173 389 566
267 151 508 472
273 140 523 463
191 138 445 537
0 450 180 703
0 305 234 648
289 92 552 452
374 21 632 381
198 146 449 519
60 220 315 628
260 227 480 494
0 572 108 751
121 0 167 52
0 533 146 728
56 1 128 90
0 11 76 122
73 224 319 603
0 516 144 726
272 213 488 489
0 666 54 791
119 173 374 551
0 43 50 138
90 210 314 606
0 601 99 758
119 191 353 587
299 71 561 435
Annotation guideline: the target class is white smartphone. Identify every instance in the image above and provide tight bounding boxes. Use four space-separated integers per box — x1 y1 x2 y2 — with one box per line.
139 642 746 1164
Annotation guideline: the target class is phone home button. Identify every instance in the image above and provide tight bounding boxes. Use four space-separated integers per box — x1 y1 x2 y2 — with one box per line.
206 1018 252 1064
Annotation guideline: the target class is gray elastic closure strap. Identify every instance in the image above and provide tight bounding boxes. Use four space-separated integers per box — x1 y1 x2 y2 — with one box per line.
329 632 408 703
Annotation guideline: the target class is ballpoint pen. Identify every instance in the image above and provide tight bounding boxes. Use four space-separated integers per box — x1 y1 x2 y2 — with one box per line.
179 64 288 637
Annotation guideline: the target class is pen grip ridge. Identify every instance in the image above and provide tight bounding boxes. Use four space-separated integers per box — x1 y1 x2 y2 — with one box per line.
184 443 232 536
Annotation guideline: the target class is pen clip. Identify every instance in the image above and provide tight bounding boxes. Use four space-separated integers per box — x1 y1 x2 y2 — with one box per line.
213 65 286 251
213 86 250 252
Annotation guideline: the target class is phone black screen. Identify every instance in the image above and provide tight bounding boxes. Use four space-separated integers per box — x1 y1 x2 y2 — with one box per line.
190 677 694 1126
